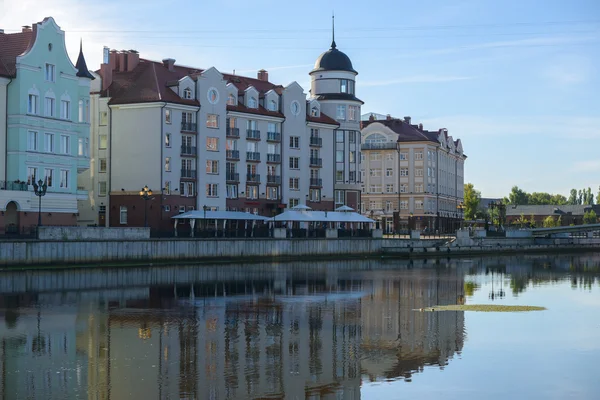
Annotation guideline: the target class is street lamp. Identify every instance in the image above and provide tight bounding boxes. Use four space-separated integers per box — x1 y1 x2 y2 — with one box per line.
139 185 153 227
32 178 48 228
409 212 413 236
456 202 465 230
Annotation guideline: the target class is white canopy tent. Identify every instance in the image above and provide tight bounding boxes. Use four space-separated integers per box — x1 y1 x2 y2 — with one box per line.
269 210 375 237
172 210 269 237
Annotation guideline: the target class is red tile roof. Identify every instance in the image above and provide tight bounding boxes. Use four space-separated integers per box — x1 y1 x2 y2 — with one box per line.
306 113 339 126
222 73 283 95
226 103 284 119
362 118 438 143
0 30 34 78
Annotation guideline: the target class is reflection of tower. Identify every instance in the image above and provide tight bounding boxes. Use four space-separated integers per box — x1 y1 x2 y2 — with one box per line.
178 314 198 399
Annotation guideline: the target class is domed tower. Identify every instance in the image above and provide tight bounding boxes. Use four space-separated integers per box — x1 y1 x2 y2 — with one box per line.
309 16 363 211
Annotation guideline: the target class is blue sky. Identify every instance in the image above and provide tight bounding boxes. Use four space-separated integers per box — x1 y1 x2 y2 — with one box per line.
2 0 599 198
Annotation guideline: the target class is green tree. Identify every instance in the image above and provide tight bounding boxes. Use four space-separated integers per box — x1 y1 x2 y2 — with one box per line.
509 186 529 205
568 189 578 205
583 210 597 224
463 183 481 220
516 213 528 228
597 186 600 205
528 192 552 205
586 187 594 205
543 216 561 228
530 214 536 228
550 194 568 205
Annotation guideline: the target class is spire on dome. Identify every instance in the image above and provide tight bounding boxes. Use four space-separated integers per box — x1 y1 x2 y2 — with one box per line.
331 13 336 49
75 39 95 80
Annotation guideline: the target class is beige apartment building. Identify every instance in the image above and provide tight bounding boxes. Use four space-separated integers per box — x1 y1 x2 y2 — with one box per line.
360 115 466 233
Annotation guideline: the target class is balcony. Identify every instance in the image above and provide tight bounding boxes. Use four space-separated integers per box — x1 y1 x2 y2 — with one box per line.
226 172 239 182
361 142 398 150
246 129 261 140
267 153 281 163
180 169 197 179
310 157 323 167
267 132 281 142
267 175 281 185
310 178 323 187
181 122 197 132
180 145 197 156
226 150 240 160
246 173 261 183
0 180 28 191
310 136 322 147
246 152 260 162
226 127 240 138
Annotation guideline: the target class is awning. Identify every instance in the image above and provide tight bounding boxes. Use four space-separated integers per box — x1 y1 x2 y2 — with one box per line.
269 210 374 223
172 210 269 221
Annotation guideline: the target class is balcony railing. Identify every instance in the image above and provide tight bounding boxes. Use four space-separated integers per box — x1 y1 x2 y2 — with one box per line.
246 173 261 183
180 169 197 179
361 142 398 150
180 145 197 156
310 136 322 147
310 178 323 187
267 153 281 163
246 152 260 161
226 150 240 160
246 129 261 140
267 175 281 185
267 132 281 142
226 172 240 182
226 127 240 138
0 180 28 191
181 122 197 132
310 157 323 167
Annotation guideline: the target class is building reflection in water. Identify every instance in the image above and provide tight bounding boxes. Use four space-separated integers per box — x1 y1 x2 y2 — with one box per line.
4 253 596 399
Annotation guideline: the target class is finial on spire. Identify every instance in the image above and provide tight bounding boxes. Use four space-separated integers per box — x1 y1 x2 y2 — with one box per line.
331 13 336 49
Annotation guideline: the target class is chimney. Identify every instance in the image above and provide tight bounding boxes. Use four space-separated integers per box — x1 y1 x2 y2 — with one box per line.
386 114 392 120
162 58 176 72
99 47 113 92
404 116 411 124
126 50 139 72
257 69 269 82
418 123 423 130
117 51 128 72
109 50 118 71
368 114 375 122
0 29 4 34
22 25 31 32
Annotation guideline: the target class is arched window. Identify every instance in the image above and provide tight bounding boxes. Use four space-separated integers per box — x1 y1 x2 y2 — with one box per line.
183 88 192 99
365 133 387 144
227 94 236 106
78 100 84 122
311 106 319 117
268 99 277 111
248 97 257 108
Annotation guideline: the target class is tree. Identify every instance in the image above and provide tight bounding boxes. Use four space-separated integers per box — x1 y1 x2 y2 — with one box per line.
568 189 578 205
586 187 594 205
583 210 597 224
550 194 568 205
515 213 528 228
463 183 481 220
509 186 528 205
530 214 536 228
597 186 600 205
543 216 561 228
578 189 583 205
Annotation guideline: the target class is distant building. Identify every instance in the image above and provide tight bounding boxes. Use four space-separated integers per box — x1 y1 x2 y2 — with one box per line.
360 115 466 233
505 204 597 226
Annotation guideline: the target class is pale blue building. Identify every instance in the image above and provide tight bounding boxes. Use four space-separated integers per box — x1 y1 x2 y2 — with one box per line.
0 17 93 233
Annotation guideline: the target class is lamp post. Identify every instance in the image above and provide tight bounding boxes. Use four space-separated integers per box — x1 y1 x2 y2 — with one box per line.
409 212 413 236
32 178 48 229
456 202 465 230
139 185 152 228
203 205 208 234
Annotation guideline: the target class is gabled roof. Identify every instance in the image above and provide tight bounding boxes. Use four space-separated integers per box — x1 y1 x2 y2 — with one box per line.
222 73 284 96
306 112 339 126
505 205 591 217
0 30 34 78
363 119 436 143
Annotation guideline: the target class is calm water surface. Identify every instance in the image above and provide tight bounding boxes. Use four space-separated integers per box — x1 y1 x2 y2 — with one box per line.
1 253 599 399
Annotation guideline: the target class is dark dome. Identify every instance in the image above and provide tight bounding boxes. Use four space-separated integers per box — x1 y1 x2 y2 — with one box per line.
311 42 357 74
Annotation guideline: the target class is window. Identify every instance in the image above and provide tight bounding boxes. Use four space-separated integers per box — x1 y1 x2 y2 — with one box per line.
119 206 127 224
186 182 195 197
44 168 53 187
335 190 344 206
311 106 319 117
27 167 37 185
164 205 171 212
99 111 108 125
289 157 299 169
268 99 277 111
206 160 219 174
336 105 346 120
369 200 376 210
416 184 424 192
369 169 381 177
386 184 394 193
227 94 236 106
99 135 108 149
164 181 171 195
178 205 186 213
289 136 299 149
349 151 355 163
28 94 38 114
165 133 171 147
348 106 357 121
289 177 299 190
99 158 107 173
206 137 218 151
248 97 257 108
386 201 393 212
206 114 218 128
340 79 348 93
183 88 192 99
45 63 55 82
289 198 299 208
60 100 70 120
400 184 407 193
370 153 382 161
400 168 408 176
45 97 55 117
246 185 258 199
97 181 106 196
400 153 408 160
44 133 54 153
349 131 356 144
336 170 344 182
268 122 278 133
387 154 394 161
386 168 393 177
349 170 356 182
415 169 423 177
226 184 238 199
415 151 423 160
28 131 38 151
165 109 171 124
336 131 344 143
416 200 424 209
309 189 320 202
60 135 70 154
59 169 69 188
206 183 218 197
267 186 278 200
336 151 344 163
400 201 408 209
369 185 382 193
165 157 171 172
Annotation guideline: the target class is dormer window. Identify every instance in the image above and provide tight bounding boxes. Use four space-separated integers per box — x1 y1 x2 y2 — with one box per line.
268 99 277 112
248 97 257 108
227 94 236 106
183 88 192 99
311 106 319 117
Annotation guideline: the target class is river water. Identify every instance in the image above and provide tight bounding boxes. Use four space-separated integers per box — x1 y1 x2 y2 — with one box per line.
0 253 599 400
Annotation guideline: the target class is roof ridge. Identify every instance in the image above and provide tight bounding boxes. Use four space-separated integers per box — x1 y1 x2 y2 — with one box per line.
151 62 161 101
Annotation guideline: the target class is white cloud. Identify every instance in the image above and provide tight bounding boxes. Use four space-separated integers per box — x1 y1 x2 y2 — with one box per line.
361 75 474 87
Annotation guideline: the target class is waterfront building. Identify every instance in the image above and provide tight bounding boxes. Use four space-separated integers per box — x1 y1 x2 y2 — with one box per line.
79 37 358 231
360 114 466 233
505 204 598 227
0 18 93 233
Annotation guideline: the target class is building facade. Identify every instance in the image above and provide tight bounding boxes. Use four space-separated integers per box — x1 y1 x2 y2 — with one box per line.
360 115 466 233
80 39 358 232
0 18 93 235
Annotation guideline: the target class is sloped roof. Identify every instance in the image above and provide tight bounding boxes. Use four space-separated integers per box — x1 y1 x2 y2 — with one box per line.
306 112 340 126
505 205 592 217
222 73 283 95
0 30 34 77
226 103 284 119
363 119 437 143
75 41 94 80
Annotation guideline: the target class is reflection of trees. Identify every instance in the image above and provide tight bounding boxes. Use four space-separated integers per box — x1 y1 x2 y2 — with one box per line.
464 281 479 296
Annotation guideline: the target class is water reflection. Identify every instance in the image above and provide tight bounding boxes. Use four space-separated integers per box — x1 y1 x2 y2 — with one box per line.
0 253 599 399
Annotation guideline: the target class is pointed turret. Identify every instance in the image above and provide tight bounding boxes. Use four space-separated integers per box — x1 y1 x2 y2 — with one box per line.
75 39 95 80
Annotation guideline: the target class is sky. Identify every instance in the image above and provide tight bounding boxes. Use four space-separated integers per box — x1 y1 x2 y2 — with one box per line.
1 0 599 198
